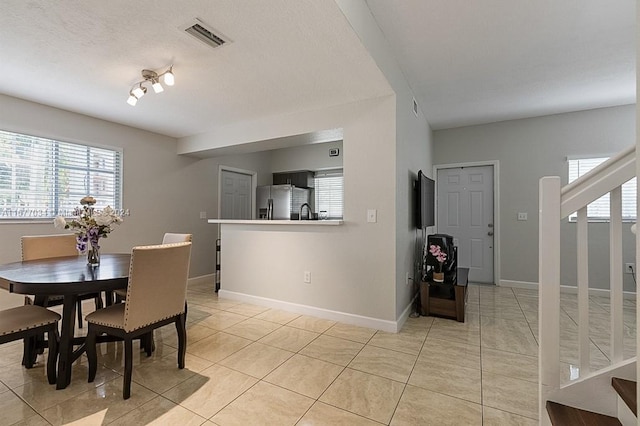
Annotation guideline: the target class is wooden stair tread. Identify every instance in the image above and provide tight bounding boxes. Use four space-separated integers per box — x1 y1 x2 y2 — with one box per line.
546 401 622 425
611 377 637 416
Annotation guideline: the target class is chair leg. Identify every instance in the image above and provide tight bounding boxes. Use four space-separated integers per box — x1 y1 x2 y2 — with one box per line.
22 336 36 368
86 327 98 383
76 300 83 329
95 294 104 310
142 332 153 357
123 338 133 399
175 313 186 369
46 326 59 385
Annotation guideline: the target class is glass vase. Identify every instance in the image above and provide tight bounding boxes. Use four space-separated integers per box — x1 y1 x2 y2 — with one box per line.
87 247 100 267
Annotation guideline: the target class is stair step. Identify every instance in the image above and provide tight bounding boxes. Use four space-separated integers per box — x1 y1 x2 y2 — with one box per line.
546 401 622 425
611 377 637 416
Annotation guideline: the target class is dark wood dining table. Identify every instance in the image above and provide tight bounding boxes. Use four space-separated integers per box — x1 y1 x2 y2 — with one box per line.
0 253 130 389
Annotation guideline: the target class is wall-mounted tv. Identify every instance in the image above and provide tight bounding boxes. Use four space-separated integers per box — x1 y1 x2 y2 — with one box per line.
415 170 435 228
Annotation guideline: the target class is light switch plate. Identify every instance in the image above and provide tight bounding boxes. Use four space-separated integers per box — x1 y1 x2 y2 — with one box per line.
367 209 377 223
517 212 527 221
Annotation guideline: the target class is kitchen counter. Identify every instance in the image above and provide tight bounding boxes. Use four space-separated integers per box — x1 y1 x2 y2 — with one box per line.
207 219 343 225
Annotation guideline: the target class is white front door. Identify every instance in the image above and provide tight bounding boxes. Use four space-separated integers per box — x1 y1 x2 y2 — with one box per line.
437 166 494 283
220 170 252 219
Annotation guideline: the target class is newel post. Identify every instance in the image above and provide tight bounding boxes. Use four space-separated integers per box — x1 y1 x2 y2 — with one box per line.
539 176 561 423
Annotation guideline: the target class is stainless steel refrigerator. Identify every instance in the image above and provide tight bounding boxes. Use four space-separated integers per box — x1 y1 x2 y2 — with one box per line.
256 185 310 220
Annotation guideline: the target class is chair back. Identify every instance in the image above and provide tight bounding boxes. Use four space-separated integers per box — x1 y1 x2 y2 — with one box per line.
123 242 191 332
162 233 192 244
21 234 78 261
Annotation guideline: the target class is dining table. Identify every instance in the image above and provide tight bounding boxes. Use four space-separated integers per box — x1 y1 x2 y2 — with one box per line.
0 253 130 389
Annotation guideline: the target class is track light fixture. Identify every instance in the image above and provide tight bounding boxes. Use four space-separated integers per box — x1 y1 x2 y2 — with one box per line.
126 66 175 106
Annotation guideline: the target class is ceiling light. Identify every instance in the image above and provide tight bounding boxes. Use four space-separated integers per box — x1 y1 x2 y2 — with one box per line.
126 93 138 106
126 66 174 106
132 85 146 99
164 67 175 86
151 79 164 93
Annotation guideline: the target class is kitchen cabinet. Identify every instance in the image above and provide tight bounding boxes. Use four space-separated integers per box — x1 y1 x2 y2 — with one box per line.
273 171 314 188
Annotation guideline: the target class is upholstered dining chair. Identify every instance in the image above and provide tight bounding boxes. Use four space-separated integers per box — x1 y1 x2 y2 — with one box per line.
85 242 192 399
0 305 60 384
21 234 104 328
113 233 192 302
161 233 193 244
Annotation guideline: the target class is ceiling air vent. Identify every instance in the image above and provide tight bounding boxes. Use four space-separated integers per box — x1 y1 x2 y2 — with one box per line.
182 19 227 49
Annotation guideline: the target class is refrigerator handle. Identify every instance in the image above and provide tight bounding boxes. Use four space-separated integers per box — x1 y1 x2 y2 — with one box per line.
267 199 273 220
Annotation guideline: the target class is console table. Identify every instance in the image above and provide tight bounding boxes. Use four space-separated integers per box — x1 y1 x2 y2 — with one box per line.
420 267 469 322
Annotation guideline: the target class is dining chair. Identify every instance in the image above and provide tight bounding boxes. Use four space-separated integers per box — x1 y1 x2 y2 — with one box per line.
161 233 193 244
0 305 60 384
21 234 104 328
85 242 192 399
113 233 192 302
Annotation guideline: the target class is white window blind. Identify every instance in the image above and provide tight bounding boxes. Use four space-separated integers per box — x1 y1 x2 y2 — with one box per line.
0 130 122 220
314 169 343 219
568 157 636 221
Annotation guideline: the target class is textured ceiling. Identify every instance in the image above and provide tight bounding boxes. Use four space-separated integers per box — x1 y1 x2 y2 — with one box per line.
0 0 391 138
0 1 635 140
366 0 636 130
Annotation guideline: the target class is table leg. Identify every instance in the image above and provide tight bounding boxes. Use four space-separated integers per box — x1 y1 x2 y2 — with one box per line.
56 294 78 390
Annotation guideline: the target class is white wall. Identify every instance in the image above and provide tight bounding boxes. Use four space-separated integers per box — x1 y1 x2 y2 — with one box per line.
182 96 398 323
336 0 435 318
434 105 636 290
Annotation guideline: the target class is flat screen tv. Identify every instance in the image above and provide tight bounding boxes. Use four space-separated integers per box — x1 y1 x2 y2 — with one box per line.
415 170 435 228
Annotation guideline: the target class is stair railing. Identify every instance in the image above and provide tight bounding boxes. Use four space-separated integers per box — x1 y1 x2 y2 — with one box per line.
538 145 636 423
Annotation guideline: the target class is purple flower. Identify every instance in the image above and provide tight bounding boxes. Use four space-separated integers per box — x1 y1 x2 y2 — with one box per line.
76 235 87 252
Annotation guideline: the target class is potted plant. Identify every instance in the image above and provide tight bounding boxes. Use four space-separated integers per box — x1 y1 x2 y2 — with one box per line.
429 244 447 282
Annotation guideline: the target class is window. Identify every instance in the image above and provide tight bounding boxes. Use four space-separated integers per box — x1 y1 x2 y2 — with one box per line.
314 169 343 219
0 130 122 220
568 157 636 221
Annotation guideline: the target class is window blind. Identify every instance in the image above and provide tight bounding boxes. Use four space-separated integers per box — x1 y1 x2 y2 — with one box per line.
0 130 122 219
567 157 636 221
314 169 343 219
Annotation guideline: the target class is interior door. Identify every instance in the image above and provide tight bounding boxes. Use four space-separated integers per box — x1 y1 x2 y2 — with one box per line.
437 166 494 283
220 170 252 219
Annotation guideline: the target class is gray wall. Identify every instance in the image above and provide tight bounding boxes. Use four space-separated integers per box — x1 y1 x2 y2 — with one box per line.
0 94 273 283
270 141 344 174
434 104 636 291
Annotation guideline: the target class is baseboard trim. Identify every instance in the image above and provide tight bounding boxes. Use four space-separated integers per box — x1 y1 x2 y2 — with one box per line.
396 295 419 332
188 274 215 287
218 289 399 333
500 279 636 299
499 280 538 290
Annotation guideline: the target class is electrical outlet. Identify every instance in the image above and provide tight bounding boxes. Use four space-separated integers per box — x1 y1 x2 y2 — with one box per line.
625 263 635 274
367 209 377 223
304 271 311 283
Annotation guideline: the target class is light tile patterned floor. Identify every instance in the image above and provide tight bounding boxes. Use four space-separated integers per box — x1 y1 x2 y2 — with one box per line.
0 283 634 425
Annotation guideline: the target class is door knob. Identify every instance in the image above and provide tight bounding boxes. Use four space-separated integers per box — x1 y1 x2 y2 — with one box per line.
488 231 494 236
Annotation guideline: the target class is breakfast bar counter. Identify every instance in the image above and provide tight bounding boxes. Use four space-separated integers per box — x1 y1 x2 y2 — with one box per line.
207 219 343 226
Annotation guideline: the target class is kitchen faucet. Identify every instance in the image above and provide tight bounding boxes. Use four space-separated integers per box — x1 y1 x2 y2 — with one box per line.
299 203 311 220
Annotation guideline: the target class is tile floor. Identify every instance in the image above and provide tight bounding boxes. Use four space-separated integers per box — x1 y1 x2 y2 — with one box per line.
0 282 635 425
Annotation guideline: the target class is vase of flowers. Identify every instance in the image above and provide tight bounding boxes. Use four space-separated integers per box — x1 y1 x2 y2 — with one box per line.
53 196 123 266
429 244 447 282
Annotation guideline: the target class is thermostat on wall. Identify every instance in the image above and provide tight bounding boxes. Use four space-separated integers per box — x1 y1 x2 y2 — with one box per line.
329 148 340 157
